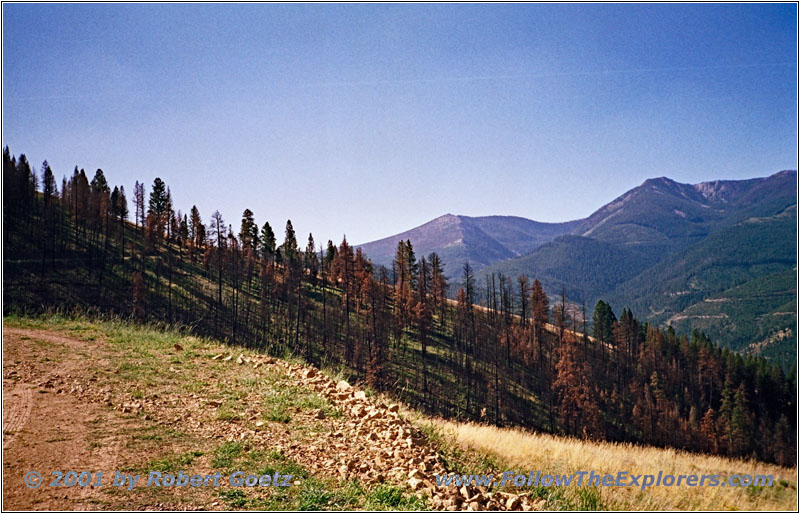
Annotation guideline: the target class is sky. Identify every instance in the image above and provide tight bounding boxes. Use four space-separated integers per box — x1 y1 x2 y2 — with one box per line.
3 3 797 246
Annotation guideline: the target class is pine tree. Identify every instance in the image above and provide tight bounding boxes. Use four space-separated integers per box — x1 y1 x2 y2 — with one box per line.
239 209 258 251
305 233 318 284
260 222 276 263
282 219 298 264
210 210 226 338
189 205 203 263
428 252 448 325
700 407 718 453
148 178 169 236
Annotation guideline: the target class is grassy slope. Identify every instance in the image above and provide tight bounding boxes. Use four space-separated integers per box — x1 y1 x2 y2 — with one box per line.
417 419 796 511
4 314 795 511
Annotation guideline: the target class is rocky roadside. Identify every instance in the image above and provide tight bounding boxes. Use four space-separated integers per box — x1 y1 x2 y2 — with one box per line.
275 357 543 511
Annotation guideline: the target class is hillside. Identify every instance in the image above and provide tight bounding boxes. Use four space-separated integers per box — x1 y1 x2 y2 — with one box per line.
0 316 469 510
481 235 663 304
663 268 797 364
3 147 796 477
3 316 796 511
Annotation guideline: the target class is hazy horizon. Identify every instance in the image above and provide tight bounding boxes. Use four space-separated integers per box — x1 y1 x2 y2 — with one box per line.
3 3 797 245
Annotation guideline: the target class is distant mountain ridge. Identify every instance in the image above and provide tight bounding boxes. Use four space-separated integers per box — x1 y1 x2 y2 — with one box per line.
358 170 797 367
356 214 581 272
359 170 796 274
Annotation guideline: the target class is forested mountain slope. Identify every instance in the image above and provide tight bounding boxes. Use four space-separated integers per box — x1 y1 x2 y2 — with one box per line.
474 171 797 367
3 146 796 467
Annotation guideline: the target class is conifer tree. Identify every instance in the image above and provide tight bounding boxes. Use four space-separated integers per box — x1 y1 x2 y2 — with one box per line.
189 205 203 263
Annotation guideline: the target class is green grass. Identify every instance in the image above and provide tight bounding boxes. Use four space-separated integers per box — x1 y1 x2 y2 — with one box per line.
259 382 341 425
216 403 242 422
365 484 427 510
147 450 204 473
211 441 246 470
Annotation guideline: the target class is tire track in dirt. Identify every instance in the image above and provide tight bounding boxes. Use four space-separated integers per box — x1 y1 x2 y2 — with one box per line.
3 386 33 449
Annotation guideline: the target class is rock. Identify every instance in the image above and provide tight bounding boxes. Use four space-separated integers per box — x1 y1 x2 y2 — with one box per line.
336 380 352 391
354 391 366 400
255 420 264 427
387 404 399 413
409 469 426 480
211 353 224 360
173 343 184 351
505 496 521 510
222 355 233 362
409 477 424 490
314 409 326 420
236 354 245 365
303 368 317 379
253 362 262 369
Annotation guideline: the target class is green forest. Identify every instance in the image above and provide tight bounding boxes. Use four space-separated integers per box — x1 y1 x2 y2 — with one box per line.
3 146 796 466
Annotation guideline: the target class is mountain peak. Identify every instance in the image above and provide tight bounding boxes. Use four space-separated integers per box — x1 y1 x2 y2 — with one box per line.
432 213 460 223
643 176 678 186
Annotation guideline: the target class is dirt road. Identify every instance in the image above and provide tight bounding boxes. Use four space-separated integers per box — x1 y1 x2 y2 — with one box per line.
3 327 129 510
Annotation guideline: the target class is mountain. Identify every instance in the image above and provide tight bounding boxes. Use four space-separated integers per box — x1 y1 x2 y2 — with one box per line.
606 203 797 365
3 146 795 475
486 169 796 297
574 170 797 246
484 235 665 303
356 214 580 275
360 170 797 367
609 203 797 318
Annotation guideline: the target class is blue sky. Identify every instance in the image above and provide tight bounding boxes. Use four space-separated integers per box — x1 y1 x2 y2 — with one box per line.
3 3 797 245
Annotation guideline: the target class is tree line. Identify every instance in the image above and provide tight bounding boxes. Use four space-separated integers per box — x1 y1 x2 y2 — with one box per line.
3 146 795 466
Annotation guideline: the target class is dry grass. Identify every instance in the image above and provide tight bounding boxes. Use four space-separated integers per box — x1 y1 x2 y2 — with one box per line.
427 418 797 510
